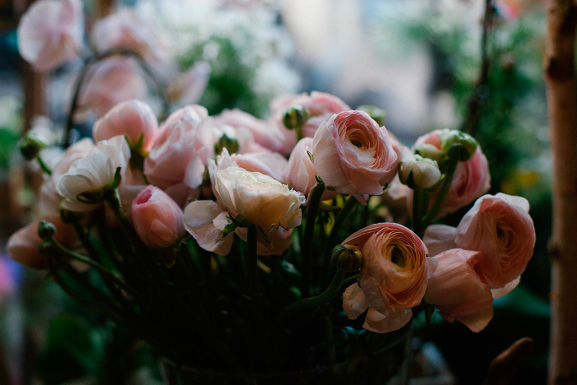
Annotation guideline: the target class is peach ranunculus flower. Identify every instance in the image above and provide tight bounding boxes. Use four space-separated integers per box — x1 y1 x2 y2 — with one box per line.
215 167 305 233
312 110 399 203
271 91 350 139
424 249 494 332
78 57 147 119
423 193 535 297
413 128 490 218
93 99 159 151
57 135 130 212
144 105 214 190
131 185 185 249
7 215 77 269
90 8 171 68
342 223 436 333
17 0 84 72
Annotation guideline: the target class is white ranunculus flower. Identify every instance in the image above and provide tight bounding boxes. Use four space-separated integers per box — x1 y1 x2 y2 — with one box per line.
399 154 441 189
57 135 130 211
215 167 305 232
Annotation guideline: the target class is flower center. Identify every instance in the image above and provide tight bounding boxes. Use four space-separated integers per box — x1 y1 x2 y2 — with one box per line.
390 246 406 268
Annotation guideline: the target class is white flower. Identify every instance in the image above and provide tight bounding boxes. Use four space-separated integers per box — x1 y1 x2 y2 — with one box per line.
399 154 441 189
57 135 130 211
215 167 305 232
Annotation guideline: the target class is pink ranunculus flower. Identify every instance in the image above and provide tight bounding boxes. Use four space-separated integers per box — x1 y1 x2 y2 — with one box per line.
169 62 211 106
214 109 290 155
271 91 350 139
78 57 147 118
7 215 77 269
132 185 185 249
90 8 171 68
284 138 337 202
17 0 84 72
414 128 490 218
423 193 535 297
312 110 399 203
342 223 436 333
424 249 494 332
93 99 158 151
144 105 214 190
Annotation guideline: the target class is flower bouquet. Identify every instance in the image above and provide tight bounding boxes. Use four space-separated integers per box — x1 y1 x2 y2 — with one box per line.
8 1 536 384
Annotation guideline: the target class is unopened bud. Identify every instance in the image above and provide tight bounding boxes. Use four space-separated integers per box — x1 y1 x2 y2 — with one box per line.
414 143 447 164
399 155 441 190
20 133 48 161
38 220 56 239
283 105 308 130
331 244 363 272
438 130 478 162
357 105 386 126
215 132 239 155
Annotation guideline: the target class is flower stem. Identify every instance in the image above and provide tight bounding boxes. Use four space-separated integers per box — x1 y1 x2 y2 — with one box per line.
301 181 326 298
276 268 346 332
36 156 52 175
322 196 358 288
422 160 458 228
412 187 426 238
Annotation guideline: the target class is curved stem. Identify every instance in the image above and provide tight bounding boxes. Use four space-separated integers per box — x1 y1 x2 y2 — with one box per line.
422 160 458 228
276 268 346 332
301 181 326 298
36 156 52 175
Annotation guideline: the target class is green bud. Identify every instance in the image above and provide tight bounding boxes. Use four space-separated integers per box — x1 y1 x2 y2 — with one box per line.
438 130 478 162
215 133 240 155
414 143 447 164
38 220 56 239
20 133 48 161
357 105 386 126
331 244 363 272
282 105 308 130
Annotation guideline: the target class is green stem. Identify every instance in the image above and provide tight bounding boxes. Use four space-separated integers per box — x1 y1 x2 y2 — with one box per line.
323 306 336 367
412 187 426 238
322 196 358 288
301 181 326 298
36 156 52 175
276 268 346 332
296 126 304 142
341 274 360 289
399 321 415 385
422 160 458 228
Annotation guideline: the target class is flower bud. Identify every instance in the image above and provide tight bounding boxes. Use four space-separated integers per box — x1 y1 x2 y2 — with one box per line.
331 244 363 272
20 133 48 160
215 132 240 155
37 220 56 239
438 130 478 162
399 155 442 189
356 105 386 126
282 105 308 130
414 143 447 164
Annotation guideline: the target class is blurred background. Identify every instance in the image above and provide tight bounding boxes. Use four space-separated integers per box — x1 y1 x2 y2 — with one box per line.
0 0 551 384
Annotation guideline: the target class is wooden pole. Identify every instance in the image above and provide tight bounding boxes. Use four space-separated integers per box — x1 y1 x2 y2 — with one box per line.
544 1 577 384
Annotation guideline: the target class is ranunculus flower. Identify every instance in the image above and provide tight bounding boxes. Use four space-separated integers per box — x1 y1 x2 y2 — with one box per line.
144 105 214 190
229 152 288 183
285 137 337 202
78 57 147 118
17 0 83 72
214 109 290 155
215 167 305 233
312 110 399 203
342 223 436 333
90 8 171 68
7 215 77 269
169 62 211 106
424 249 494 332
423 193 535 297
93 99 158 151
414 128 490 218
57 135 130 212
399 154 441 189
38 138 95 215
132 185 185 249
271 91 350 138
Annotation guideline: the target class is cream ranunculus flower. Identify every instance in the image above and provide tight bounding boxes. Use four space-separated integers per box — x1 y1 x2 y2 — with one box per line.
214 167 305 232
57 135 130 211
